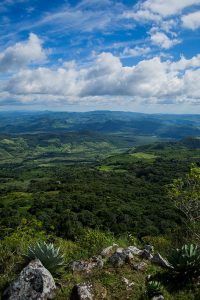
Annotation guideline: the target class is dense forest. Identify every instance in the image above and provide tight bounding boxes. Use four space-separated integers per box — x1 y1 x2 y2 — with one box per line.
0 112 200 299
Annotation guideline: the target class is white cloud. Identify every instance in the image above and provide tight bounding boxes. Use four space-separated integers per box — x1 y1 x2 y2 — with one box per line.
122 46 151 57
0 33 46 72
122 0 200 25
142 0 200 17
182 11 200 30
171 54 200 71
150 31 180 49
1 52 200 106
122 10 161 22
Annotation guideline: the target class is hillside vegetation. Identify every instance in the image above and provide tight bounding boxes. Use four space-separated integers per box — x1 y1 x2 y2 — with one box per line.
0 112 200 299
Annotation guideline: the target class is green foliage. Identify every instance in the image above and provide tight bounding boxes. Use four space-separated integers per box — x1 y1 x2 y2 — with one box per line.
76 228 116 257
146 280 163 298
27 242 64 274
168 244 200 278
54 238 82 262
168 164 200 243
142 235 172 255
27 241 65 275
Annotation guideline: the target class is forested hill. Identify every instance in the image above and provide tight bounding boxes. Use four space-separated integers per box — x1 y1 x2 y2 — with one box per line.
0 111 199 138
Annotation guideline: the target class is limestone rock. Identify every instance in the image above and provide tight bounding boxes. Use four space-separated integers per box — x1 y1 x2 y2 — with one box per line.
140 249 153 260
109 248 134 267
71 282 93 300
71 256 104 273
3 259 56 300
133 261 147 272
122 277 135 290
152 295 164 300
100 244 118 257
127 246 143 256
109 250 127 267
151 253 173 268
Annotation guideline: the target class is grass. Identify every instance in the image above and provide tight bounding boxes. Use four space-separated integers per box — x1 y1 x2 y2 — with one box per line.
98 165 127 173
130 152 157 160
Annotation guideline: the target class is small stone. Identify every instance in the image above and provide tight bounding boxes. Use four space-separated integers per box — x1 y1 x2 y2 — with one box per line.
71 282 93 300
122 277 135 290
100 246 113 257
91 256 104 268
71 257 104 273
140 249 153 260
133 261 147 271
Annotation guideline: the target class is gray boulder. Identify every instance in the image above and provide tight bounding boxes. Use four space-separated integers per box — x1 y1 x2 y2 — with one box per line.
3 259 56 300
109 248 134 267
71 282 93 300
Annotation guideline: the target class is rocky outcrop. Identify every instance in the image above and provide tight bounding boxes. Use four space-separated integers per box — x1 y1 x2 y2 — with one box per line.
109 247 134 267
3 259 56 300
71 282 93 300
71 256 104 273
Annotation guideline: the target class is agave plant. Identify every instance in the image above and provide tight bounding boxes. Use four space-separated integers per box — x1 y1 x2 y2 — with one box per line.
168 244 200 277
27 241 65 275
146 280 163 298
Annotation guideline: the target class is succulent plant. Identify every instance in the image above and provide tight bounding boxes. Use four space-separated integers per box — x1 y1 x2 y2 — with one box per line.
168 244 200 277
146 280 163 298
27 241 65 275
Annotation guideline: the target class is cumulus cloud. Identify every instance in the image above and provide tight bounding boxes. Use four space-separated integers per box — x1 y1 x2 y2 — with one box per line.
0 33 46 72
1 52 200 106
182 11 200 30
150 31 180 49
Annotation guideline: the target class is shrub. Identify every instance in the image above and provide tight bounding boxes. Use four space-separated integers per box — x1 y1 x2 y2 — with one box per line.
27 241 64 275
168 244 200 278
76 228 115 257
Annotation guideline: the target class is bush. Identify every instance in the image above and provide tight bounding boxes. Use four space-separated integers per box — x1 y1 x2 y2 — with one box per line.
168 244 200 278
75 228 115 257
27 241 64 275
143 235 172 255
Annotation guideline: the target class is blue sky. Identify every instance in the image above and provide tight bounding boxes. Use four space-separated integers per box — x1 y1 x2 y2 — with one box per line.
0 0 200 113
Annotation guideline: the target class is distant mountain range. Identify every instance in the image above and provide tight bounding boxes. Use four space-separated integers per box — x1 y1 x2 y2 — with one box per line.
0 111 199 139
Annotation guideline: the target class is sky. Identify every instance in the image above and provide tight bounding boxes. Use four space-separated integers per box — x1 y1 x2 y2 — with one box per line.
0 0 200 113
